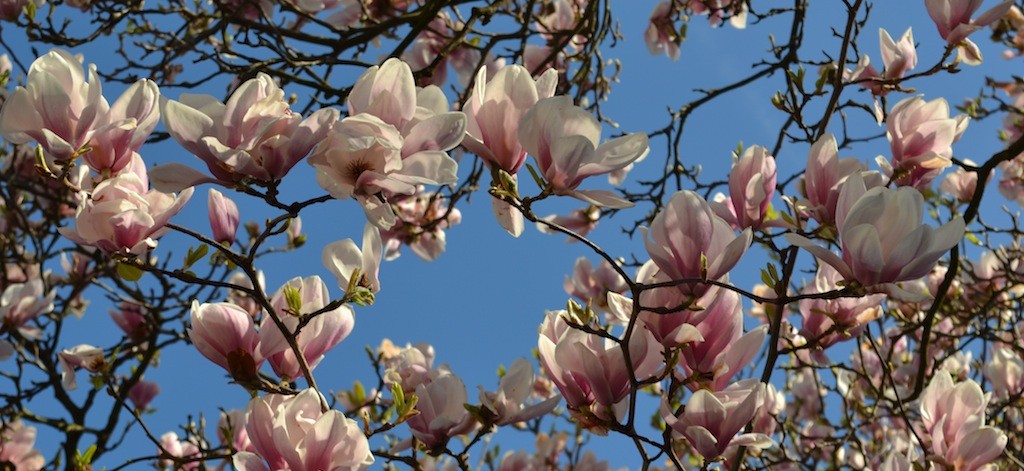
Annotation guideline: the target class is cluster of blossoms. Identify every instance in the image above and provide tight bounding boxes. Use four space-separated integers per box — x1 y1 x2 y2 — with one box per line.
7 0 1024 469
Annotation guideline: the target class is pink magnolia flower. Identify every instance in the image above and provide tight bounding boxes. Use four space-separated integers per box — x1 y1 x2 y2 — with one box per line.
675 289 767 391
799 134 878 226
207 188 240 245
218 408 253 453
519 96 649 208
631 262 707 348
1 279 54 340
850 28 917 96
58 344 105 390
478 358 561 426
0 49 155 169
940 161 979 203
85 78 160 174
407 372 475 449
153 73 338 190
926 0 1013 64
563 257 629 317
128 379 160 411
260 276 355 381
798 264 885 354
308 107 462 228
983 343 1024 400
643 190 752 297
787 174 965 291
919 371 1007 470
537 310 662 427
158 432 201 470
227 271 265 319
188 301 281 385
662 379 773 461
537 205 601 241
646 2 681 60
882 96 969 188
236 389 374 471
379 187 461 261
401 14 505 88
463 65 558 174
0 421 44 471
110 302 148 342
59 169 194 256
322 223 382 294
535 0 589 50
381 341 436 393
718 145 777 230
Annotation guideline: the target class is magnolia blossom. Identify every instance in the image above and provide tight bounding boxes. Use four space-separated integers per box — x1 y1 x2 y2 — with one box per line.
311 60 464 228
798 264 885 355
644 190 752 297
926 0 1013 64
128 379 160 411
188 301 284 385
58 344 105 390
563 257 629 316
401 14 504 88
719 145 777 229
235 389 374 471
646 2 681 60
153 73 338 190
940 161 979 203
850 28 917 96
882 96 968 188
537 205 601 241
662 379 773 461
675 289 767 391
537 310 662 427
208 188 240 245
0 279 54 339
379 187 461 261
463 65 558 174
218 408 253 454
790 174 965 295
407 372 475 449
478 358 561 426
59 168 193 255
519 96 649 208
0 421 44 471
158 432 200 470
919 371 1007 470
260 276 355 381
0 49 157 173
381 341 436 393
984 343 1024 400
322 223 382 294
799 134 879 226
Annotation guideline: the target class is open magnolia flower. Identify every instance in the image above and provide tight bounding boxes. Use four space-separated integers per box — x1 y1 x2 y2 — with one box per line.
59 165 193 256
153 73 338 191
518 96 649 208
787 173 965 295
322 223 383 295
310 58 465 229
0 49 159 175
235 389 374 471
926 0 1013 64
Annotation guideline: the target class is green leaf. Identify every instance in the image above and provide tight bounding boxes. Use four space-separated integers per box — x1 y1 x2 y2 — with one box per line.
184 244 209 268
525 163 546 190
117 263 143 282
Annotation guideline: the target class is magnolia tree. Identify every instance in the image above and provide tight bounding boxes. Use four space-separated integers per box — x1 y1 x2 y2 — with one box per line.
3 0 1024 469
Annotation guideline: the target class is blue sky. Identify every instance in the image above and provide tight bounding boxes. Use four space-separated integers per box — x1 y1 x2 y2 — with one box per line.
11 1 1024 468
